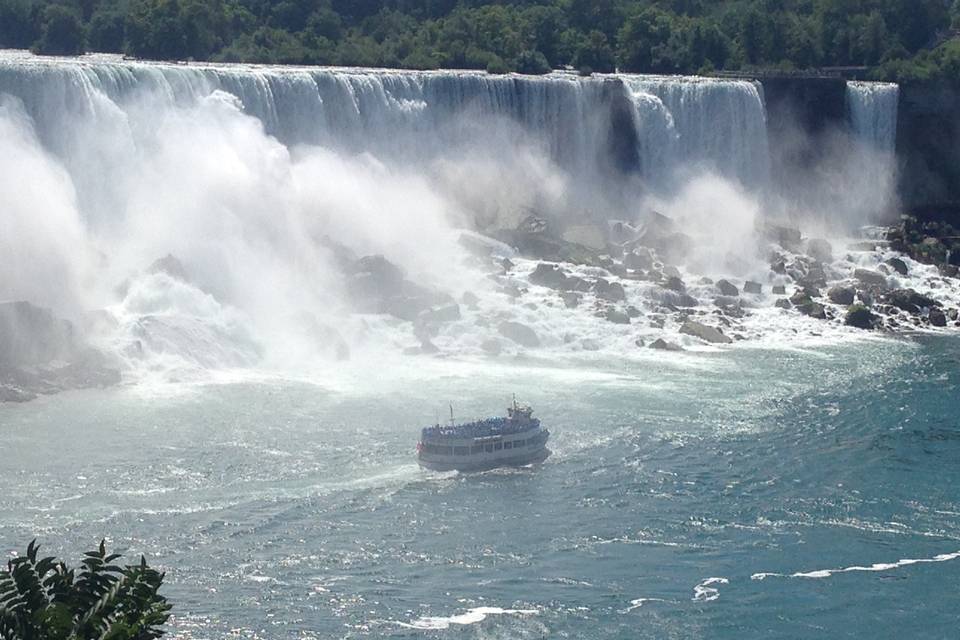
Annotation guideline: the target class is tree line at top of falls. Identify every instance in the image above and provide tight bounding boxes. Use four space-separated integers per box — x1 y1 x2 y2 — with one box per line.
2 0 960 84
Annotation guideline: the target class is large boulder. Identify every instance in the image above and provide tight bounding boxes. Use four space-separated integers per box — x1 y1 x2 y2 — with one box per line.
594 279 626 302
884 288 939 314
148 254 190 282
497 321 541 348
348 254 451 320
679 320 732 344
885 257 909 276
929 307 948 327
759 223 803 251
715 279 739 296
854 268 888 288
418 303 461 325
844 304 876 330
800 263 828 289
634 213 694 263
743 281 762 295
0 301 77 367
800 301 827 319
529 263 569 289
497 215 601 266
649 338 683 351
827 286 856 305
604 307 631 324
663 276 686 292
354 254 405 289
560 291 581 308
789 292 826 319
562 224 607 250
624 247 655 271
0 301 120 402
380 295 433 321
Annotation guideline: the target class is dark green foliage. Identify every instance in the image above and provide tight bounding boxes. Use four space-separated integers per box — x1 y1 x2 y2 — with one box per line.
87 6 126 53
573 30 616 73
0 539 171 640
32 4 85 55
515 49 551 75
485 55 509 74
1 0 958 82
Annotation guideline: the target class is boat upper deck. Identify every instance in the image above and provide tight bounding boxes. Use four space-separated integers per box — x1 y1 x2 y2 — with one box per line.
421 416 540 441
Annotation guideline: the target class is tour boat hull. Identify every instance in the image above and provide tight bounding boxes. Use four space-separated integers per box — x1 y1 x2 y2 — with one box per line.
418 446 551 472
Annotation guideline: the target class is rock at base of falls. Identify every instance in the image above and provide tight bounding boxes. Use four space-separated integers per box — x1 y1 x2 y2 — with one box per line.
497 321 541 348
679 320 732 344
0 301 121 403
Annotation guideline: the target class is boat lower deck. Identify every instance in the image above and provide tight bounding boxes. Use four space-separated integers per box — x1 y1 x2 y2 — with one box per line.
418 445 551 472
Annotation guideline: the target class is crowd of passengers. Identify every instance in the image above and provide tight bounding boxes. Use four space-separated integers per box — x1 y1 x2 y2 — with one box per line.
421 416 540 439
420 430 548 456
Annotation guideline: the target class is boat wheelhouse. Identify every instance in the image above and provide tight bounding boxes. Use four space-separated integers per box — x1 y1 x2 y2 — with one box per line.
417 402 550 472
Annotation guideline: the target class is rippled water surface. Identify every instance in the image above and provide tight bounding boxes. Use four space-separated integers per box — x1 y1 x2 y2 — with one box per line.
2 336 959 638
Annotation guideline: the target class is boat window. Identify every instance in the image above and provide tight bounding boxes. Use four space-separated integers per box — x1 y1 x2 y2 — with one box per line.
471 445 483 454
515 440 525 447
504 441 513 449
454 446 469 456
494 442 502 451
444 446 454 455
485 444 494 453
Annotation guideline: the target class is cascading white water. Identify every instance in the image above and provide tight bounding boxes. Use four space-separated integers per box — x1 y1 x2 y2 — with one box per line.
830 81 901 228
0 51 908 377
846 81 899 153
622 75 770 192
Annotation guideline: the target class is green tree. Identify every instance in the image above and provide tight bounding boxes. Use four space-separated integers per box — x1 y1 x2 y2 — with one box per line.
617 7 673 72
573 29 616 73
0 540 170 639
0 0 41 48
125 0 188 59
87 6 126 52
514 49 551 74
32 4 85 55
521 5 566 68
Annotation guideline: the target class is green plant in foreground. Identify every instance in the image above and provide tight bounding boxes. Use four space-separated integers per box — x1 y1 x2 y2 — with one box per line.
0 540 170 640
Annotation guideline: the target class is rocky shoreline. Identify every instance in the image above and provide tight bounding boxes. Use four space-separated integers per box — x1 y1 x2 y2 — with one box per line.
3 212 958 404
448 211 960 353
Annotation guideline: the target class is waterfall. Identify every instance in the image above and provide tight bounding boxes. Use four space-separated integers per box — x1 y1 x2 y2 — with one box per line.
846 81 899 153
622 75 770 193
0 50 905 372
0 53 778 199
0 52 612 175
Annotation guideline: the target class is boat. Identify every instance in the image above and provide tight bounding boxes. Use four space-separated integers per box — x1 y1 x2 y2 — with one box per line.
417 400 550 472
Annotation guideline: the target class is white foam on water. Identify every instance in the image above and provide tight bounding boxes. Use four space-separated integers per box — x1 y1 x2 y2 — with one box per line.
394 606 538 629
692 577 729 602
621 597 668 612
751 550 960 581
